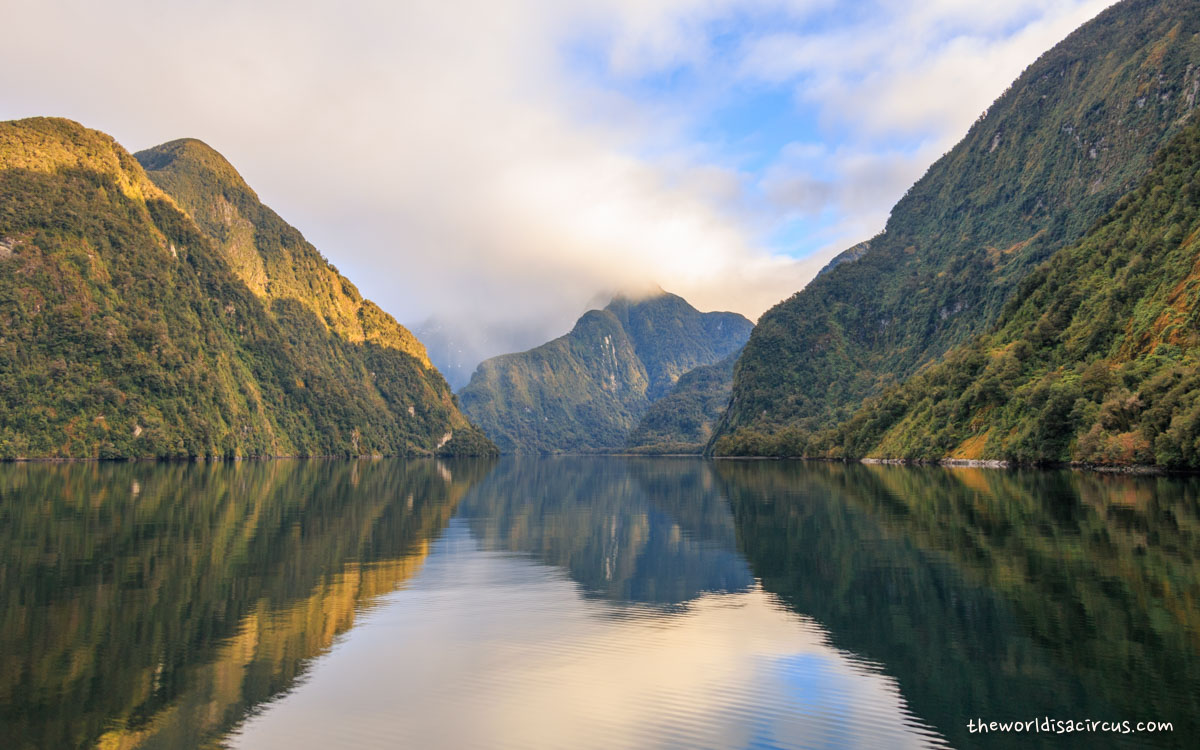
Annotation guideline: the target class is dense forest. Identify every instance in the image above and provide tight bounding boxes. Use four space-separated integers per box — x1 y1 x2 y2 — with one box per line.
713 0 1200 460
135 139 435 366
821 118 1200 468
459 291 750 453
0 118 494 459
624 350 741 454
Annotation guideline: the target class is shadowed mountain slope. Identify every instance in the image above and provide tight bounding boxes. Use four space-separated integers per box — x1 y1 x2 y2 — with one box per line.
828 116 1200 468
459 291 751 453
714 0 1200 456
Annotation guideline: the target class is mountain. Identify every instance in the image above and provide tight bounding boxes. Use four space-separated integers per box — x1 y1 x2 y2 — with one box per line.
826 116 1200 468
458 291 752 453
134 138 434 367
814 239 870 278
410 316 561 392
602 292 752 400
713 0 1200 456
625 350 740 454
0 117 495 458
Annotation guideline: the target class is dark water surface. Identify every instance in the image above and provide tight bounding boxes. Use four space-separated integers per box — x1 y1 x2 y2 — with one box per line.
1 458 1196 749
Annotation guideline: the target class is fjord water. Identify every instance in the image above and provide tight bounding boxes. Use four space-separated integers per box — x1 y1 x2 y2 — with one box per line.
1 460 1196 749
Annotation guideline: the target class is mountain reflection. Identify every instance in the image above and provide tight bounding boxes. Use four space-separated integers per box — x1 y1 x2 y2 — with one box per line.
4 458 1198 750
456 457 754 605
227 460 946 750
718 461 1200 749
0 459 491 750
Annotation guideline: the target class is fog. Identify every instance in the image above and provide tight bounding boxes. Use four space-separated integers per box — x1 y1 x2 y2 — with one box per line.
1 0 1113 376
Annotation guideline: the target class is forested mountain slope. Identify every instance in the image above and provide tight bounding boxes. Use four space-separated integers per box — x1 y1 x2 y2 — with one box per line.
134 139 433 366
459 292 751 453
625 350 741 454
827 116 1200 468
0 117 494 458
713 0 1200 455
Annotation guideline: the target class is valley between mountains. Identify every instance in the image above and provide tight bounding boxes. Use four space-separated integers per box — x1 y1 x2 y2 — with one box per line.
5 0 1200 470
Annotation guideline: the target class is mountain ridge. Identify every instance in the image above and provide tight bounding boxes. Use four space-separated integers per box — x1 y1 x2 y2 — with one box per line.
625 349 741 454
825 114 1200 468
0 117 494 458
459 292 752 453
713 0 1200 456
134 138 433 368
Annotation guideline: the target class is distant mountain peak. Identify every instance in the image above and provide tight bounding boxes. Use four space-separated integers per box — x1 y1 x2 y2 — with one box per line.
459 290 753 453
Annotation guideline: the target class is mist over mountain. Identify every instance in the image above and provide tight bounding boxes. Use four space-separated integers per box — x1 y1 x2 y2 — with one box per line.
412 316 573 392
459 291 751 453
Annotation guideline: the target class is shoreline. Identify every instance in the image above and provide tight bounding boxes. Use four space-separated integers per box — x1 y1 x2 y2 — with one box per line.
0 453 488 463
712 454 1194 475
5 452 1194 476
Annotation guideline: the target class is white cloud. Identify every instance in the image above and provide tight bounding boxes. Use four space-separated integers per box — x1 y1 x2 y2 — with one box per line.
733 0 1115 271
760 141 945 263
0 0 1114 372
740 1 1116 139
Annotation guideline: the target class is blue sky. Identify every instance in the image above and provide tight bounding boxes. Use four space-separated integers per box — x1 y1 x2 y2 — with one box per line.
557 0 1115 265
0 0 1116 364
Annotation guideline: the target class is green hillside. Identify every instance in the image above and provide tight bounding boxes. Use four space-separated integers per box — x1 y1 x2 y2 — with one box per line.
625 350 740 454
0 117 494 459
459 292 751 453
827 116 1200 468
714 0 1200 456
134 139 433 366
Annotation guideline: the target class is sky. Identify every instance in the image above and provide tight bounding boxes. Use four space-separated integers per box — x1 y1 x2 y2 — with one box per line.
1 0 1115 375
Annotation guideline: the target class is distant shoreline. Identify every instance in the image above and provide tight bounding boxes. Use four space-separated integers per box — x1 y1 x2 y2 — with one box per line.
712 454 1197 476
4 452 1195 476
0 454 466 463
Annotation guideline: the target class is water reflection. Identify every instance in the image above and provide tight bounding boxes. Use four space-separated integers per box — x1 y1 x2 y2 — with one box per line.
0 459 490 750
457 457 754 605
229 489 945 750
2 458 1197 749
718 461 1200 749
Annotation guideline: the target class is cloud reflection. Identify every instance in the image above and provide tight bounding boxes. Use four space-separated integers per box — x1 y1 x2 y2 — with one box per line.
227 523 947 750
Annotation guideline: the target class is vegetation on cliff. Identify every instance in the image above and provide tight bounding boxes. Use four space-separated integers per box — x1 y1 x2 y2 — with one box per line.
624 350 740 454
822 117 1200 468
0 117 494 458
459 292 751 453
714 0 1200 457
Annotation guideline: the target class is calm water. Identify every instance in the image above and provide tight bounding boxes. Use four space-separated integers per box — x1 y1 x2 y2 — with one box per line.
1 459 1197 749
